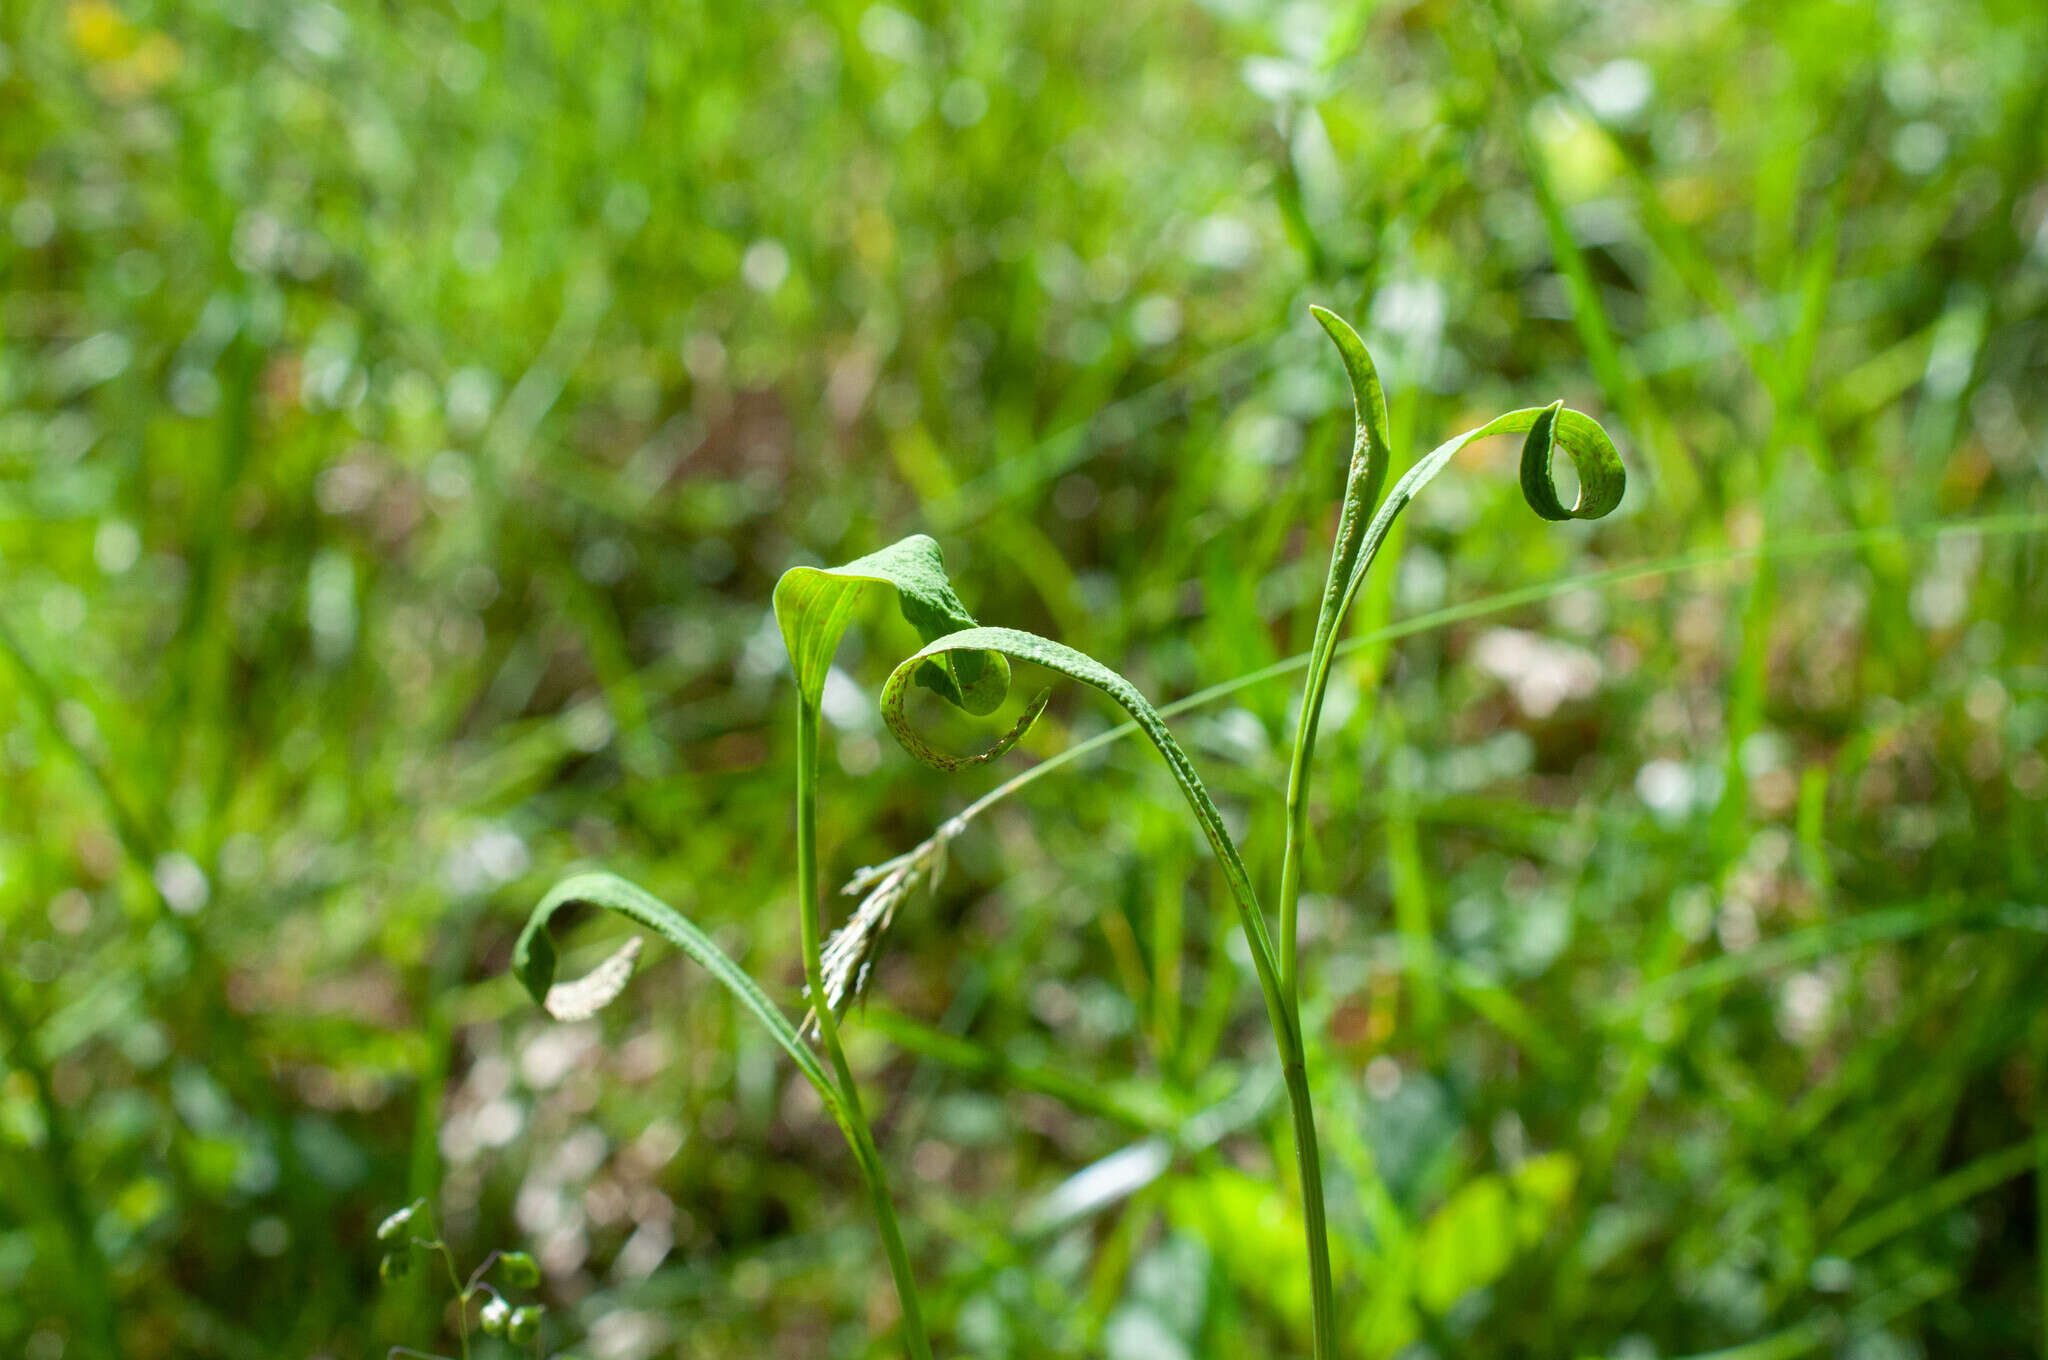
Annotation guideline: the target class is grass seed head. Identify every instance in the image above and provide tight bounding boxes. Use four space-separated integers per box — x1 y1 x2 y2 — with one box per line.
803 820 960 1040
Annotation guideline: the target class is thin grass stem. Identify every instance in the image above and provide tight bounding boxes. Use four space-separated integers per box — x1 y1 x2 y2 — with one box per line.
795 701 934 1360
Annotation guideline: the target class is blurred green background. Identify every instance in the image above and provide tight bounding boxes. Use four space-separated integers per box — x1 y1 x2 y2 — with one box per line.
3 0 2047 1356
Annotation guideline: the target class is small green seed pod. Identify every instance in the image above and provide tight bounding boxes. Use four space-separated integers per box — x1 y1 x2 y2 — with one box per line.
499 1250 540 1288
507 1305 544 1344
480 1296 511 1336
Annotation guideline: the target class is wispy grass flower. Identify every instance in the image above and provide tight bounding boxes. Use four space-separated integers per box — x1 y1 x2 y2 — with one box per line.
804 817 963 1039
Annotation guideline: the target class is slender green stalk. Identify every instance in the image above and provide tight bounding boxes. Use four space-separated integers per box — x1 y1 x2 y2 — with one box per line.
433 1239 471 1360
1282 1051 1338 1358
795 700 934 1360
528 535 1000 1358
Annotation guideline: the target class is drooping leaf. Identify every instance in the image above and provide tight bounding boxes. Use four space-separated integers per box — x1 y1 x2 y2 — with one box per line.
772 533 1010 715
515 871 839 1110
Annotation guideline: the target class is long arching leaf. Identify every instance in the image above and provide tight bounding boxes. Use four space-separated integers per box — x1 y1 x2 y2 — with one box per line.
773 533 1010 715
877 625 1290 1033
877 622 1334 1346
515 871 839 1108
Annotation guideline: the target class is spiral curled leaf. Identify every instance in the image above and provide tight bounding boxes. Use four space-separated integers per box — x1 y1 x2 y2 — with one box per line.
773 533 1010 715
1519 398 1624 522
514 871 840 1114
1333 403 1625 635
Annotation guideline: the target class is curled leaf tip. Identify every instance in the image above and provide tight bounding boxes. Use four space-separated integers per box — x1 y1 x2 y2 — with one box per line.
1519 402 1625 522
883 678 1051 773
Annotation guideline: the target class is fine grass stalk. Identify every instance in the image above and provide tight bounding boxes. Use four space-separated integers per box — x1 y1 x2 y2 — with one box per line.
794 698 932 1360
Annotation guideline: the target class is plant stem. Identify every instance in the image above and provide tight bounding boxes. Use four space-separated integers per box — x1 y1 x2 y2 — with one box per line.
795 700 934 1360
1275 663 1342 1360
1281 1045 1338 1359
1237 929 1338 1360
427 1239 470 1360
2038 1040 2047 1360
1204 871 1337 1360
1276 654 1328 1002
882 627 1341 1358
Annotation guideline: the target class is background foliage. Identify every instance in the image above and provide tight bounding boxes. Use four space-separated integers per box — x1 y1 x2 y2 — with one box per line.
2 0 2046 1356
